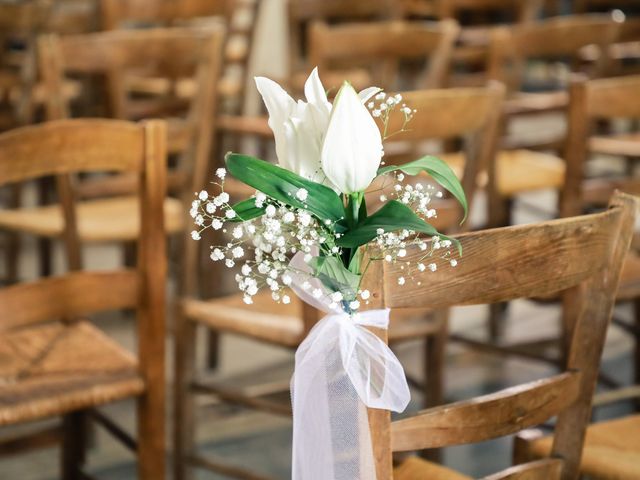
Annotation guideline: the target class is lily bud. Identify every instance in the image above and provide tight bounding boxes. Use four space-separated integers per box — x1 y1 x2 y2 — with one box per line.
321 82 383 194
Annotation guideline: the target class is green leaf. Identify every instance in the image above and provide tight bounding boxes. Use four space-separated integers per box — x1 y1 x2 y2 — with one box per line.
226 153 344 223
377 156 468 222
229 198 265 222
308 255 361 300
336 200 461 254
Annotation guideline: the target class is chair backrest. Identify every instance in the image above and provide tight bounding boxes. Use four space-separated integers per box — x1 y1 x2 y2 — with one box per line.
100 0 230 29
288 0 399 74
433 0 542 23
38 27 224 197
0 118 166 405
308 19 459 91
379 83 504 231
561 74 640 218
0 0 53 127
99 0 259 112
487 14 622 92
360 191 637 479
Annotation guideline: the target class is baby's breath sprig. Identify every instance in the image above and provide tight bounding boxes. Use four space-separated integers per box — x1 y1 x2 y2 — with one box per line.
366 91 416 142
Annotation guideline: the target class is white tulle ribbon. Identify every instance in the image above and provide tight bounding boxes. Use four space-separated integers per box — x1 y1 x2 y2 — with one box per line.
289 254 411 479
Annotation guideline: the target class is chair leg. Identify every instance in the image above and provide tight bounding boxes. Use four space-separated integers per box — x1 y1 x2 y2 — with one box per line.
421 309 448 463
488 303 508 342
634 298 640 411
174 312 198 480
61 411 87 480
423 310 447 409
5 231 19 284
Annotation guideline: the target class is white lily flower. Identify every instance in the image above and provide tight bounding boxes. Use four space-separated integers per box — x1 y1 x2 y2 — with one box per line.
321 82 383 194
255 68 333 186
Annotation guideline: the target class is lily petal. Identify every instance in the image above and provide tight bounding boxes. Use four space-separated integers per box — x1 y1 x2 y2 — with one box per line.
321 82 383 194
358 86 382 104
255 76 296 171
304 67 332 114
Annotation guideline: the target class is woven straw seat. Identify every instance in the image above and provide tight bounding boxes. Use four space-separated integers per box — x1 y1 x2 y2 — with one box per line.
441 150 565 196
394 456 471 480
523 415 640 480
183 291 442 348
0 195 184 242
0 321 144 426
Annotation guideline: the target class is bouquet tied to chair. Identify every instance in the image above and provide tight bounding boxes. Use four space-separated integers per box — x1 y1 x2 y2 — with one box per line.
190 68 467 479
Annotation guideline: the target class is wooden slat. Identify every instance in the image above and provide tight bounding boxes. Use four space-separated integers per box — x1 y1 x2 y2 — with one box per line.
585 74 640 119
49 27 221 75
0 425 63 457
383 208 619 309
510 14 620 58
187 453 276 480
0 120 144 186
386 85 503 140
191 381 292 416
0 271 139 331
391 372 581 451
482 459 563 480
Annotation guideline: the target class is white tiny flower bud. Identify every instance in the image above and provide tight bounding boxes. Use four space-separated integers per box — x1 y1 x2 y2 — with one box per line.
198 190 208 201
397 276 405 285
243 295 253 304
216 168 226 179
428 263 437 272
331 292 343 302
225 209 237 219
241 264 251 275
450 259 458 267
225 259 235 268
232 226 243 239
360 290 370 300
295 188 308 201
265 204 276 216
349 300 360 310
282 295 291 304
191 231 201 240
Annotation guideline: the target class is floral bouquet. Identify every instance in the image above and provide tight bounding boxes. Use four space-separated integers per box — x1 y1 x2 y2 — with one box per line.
190 68 467 479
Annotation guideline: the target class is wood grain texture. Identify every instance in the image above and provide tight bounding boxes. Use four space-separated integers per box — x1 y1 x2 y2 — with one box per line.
391 372 581 451
0 120 144 185
383 208 619 309
0 271 139 331
482 459 563 480
364 192 637 479
308 19 459 90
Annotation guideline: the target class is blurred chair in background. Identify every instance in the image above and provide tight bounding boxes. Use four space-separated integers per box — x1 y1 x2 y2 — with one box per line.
486 13 622 152
366 191 636 479
288 0 399 91
468 76 640 418
307 19 459 92
0 27 223 294
0 118 167 480
173 84 505 478
560 75 640 389
425 0 545 88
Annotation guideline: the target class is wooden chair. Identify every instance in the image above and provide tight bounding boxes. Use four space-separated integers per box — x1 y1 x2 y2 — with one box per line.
513 83 640 472
173 84 505 479
288 0 399 88
361 190 636 479
473 75 640 398
427 0 545 88
486 13 622 150
0 27 223 293
99 0 259 116
307 19 459 92
0 118 167 479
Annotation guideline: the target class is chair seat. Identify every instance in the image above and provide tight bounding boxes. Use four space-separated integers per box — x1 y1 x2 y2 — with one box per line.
394 456 471 480
524 415 640 480
441 149 565 196
0 321 144 426
183 291 442 348
0 195 184 242
589 132 640 158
